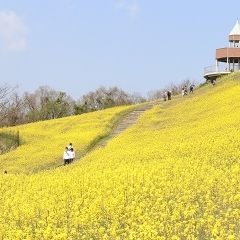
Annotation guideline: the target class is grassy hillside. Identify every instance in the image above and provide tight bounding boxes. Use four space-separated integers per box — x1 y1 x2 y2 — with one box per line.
0 105 137 173
1 73 240 239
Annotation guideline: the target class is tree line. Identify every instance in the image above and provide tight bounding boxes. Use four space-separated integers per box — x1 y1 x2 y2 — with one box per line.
0 78 197 127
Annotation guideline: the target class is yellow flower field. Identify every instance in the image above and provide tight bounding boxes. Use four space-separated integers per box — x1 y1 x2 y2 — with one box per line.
1 74 240 239
0 105 136 173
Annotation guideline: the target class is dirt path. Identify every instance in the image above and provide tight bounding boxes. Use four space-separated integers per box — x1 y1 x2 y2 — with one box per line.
91 103 156 150
56 102 157 168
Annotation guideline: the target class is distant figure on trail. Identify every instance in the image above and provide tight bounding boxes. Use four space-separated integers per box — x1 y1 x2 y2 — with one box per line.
67 143 73 150
181 88 185 97
162 92 167 101
167 90 172 100
211 79 216 87
184 86 188 96
69 148 75 164
189 85 195 93
63 147 70 165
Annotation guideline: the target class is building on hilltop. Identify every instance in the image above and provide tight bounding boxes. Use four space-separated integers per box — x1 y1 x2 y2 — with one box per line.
204 20 240 81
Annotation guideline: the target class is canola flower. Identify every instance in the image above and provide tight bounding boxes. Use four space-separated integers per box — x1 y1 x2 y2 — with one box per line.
0 105 136 173
0 75 240 239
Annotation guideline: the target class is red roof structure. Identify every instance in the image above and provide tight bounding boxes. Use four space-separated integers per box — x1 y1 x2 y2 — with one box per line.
204 20 240 80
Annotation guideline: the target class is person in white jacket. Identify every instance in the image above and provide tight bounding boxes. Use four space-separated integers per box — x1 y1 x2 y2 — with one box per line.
68 148 75 164
67 143 73 150
63 147 70 165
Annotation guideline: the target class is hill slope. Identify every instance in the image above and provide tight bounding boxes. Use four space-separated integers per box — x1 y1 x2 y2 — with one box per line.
0 105 138 173
1 73 240 239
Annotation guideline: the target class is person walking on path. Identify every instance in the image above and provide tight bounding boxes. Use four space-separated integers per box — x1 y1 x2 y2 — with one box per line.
162 92 167 101
181 88 185 97
68 147 75 164
211 79 216 87
184 86 188 96
167 90 172 100
189 85 195 93
63 146 70 165
67 143 73 150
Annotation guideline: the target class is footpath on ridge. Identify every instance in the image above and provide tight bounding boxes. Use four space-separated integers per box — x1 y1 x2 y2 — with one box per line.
98 103 156 148
79 102 157 159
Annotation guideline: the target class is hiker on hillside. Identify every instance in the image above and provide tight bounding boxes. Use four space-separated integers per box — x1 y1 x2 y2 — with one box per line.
69 148 75 164
63 146 70 165
211 79 216 87
184 86 188 96
167 90 172 100
189 85 195 93
162 92 167 101
181 88 185 97
67 143 73 150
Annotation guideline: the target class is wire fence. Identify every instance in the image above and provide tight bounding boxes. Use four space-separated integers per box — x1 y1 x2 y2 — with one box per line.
0 129 19 155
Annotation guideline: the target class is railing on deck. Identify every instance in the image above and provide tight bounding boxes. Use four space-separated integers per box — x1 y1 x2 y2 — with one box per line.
204 65 230 74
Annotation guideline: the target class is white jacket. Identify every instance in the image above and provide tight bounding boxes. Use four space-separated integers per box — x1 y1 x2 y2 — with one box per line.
63 150 70 160
68 150 75 159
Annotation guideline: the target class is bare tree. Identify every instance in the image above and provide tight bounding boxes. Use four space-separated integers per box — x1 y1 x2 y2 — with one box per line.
0 83 20 125
23 85 75 122
147 90 163 101
4 92 25 126
164 82 180 95
165 78 199 95
75 85 136 114
129 92 146 104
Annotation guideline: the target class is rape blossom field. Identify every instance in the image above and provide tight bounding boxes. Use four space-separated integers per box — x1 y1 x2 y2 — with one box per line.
0 105 136 173
1 74 240 239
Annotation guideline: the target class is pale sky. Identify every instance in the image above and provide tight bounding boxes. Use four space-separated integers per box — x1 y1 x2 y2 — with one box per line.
0 0 239 100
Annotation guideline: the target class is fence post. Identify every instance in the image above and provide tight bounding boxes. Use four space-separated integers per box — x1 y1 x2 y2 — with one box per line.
17 128 19 146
